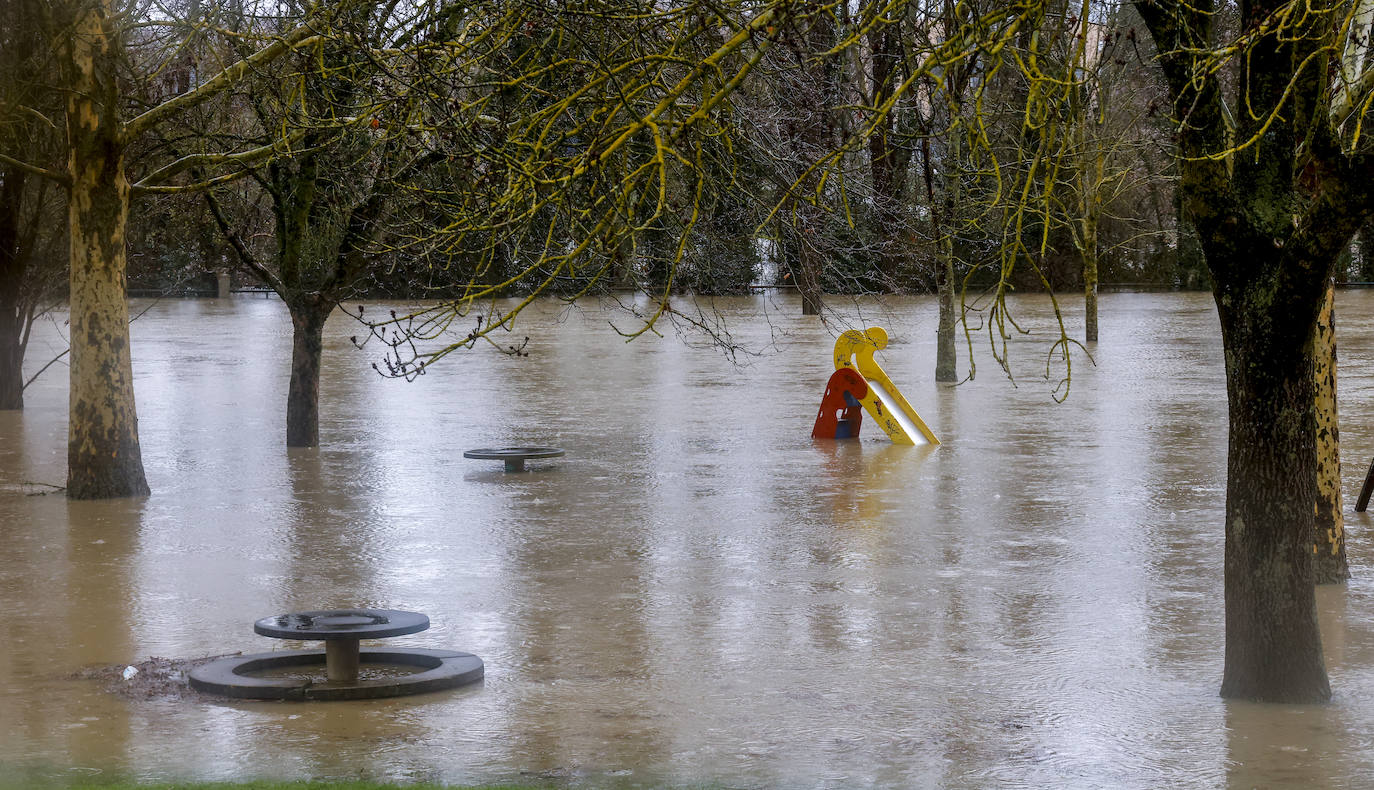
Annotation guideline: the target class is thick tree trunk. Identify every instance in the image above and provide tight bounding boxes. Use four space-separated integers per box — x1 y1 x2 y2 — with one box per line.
285 298 330 448
1314 281 1350 584
63 1 149 499
1216 286 1329 702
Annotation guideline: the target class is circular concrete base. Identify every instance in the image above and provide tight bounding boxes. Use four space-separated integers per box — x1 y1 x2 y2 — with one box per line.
188 647 483 701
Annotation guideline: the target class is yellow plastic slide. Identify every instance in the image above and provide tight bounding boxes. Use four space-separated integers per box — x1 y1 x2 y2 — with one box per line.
832 327 939 446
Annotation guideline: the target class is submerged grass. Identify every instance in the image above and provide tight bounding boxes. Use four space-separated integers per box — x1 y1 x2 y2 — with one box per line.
1 783 551 790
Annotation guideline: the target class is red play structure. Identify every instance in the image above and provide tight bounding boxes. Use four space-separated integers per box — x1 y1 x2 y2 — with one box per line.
811 368 869 440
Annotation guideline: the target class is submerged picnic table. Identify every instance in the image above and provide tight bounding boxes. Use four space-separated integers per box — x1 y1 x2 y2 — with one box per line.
188 609 484 701
254 609 430 682
463 446 565 473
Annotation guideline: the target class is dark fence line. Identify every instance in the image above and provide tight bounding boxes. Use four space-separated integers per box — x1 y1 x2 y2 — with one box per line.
127 287 217 298
125 285 278 299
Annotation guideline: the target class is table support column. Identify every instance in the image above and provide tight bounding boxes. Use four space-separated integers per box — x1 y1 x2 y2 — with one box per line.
325 639 361 682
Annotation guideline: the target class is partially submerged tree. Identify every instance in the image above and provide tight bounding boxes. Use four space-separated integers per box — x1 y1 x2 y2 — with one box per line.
1130 0 1373 701
200 1 440 447
1061 3 1153 343
916 0 984 383
0 0 327 497
871 0 1364 700
932 0 1368 703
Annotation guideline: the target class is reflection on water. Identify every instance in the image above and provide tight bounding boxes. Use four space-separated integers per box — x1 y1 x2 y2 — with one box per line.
3 292 1374 788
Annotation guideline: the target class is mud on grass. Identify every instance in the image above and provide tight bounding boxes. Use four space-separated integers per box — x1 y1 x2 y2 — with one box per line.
68 654 239 702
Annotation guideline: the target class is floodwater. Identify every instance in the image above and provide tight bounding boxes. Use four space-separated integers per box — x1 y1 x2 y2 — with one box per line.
4 290 1374 789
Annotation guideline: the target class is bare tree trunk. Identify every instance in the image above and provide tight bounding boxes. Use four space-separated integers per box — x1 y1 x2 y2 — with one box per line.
63 1 149 498
285 298 330 448
0 168 25 410
0 318 22 410
796 228 824 316
935 248 957 381
1083 208 1100 343
924 134 958 382
1081 139 1103 343
777 3 837 317
1132 0 1355 700
1314 280 1350 584
865 18 909 291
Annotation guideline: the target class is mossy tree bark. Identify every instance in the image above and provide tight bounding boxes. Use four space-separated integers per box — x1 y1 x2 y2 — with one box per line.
62 1 149 499
1136 0 1373 702
1313 281 1350 584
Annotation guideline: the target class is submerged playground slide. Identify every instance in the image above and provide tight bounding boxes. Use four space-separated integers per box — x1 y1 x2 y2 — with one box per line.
813 327 939 446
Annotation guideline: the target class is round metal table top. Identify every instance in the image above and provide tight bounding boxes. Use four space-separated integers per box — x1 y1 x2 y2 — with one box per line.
463 447 565 461
253 609 429 641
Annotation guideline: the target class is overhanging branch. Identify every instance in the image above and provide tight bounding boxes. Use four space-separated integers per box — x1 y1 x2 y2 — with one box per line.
0 152 69 186
132 129 310 189
123 25 322 141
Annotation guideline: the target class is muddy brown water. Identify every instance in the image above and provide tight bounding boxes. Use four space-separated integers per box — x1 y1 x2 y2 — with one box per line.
4 291 1374 788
